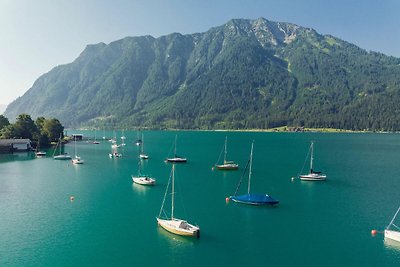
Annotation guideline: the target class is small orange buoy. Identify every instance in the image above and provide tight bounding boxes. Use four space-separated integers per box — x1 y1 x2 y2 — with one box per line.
70 196 75 201
225 197 230 203
371 229 377 236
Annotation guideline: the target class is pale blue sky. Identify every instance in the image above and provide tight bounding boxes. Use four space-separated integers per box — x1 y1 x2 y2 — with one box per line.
1 0 399 106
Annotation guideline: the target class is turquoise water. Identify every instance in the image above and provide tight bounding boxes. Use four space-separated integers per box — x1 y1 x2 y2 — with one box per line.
1 131 400 266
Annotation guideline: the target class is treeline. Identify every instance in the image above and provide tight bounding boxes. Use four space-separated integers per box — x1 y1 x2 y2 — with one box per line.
0 114 64 148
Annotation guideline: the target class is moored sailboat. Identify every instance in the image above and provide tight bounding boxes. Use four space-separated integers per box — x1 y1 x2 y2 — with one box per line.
132 145 155 185
385 206 400 243
165 135 187 163
157 164 199 237
35 139 46 157
72 135 84 164
214 136 238 170
139 134 149 159
53 135 72 160
229 141 278 206
299 141 327 181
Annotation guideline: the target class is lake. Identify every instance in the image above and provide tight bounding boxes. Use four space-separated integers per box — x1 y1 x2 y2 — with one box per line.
1 131 400 266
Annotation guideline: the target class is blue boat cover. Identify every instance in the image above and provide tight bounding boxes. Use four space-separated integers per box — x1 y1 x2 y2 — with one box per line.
230 193 279 205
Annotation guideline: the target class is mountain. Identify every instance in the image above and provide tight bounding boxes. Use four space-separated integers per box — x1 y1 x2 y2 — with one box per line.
0 104 6 114
4 18 400 130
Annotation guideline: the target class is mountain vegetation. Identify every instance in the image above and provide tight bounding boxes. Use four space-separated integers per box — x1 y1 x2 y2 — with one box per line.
4 18 400 131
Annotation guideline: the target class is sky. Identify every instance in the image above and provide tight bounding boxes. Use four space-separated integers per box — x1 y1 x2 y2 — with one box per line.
1 0 399 106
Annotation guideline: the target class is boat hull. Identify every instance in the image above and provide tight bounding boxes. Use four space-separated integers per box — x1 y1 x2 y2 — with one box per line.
385 229 400 243
230 193 279 206
72 158 84 164
54 154 72 160
166 157 187 163
299 173 327 181
132 176 155 185
140 154 149 160
216 164 238 170
157 218 200 238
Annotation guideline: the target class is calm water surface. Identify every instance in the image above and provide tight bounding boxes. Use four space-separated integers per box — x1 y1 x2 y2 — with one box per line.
1 131 400 266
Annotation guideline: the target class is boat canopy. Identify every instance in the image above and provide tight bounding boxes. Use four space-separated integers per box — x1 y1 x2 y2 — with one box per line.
230 193 279 205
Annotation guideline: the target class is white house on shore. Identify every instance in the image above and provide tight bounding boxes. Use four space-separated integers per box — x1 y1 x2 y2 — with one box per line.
0 139 32 153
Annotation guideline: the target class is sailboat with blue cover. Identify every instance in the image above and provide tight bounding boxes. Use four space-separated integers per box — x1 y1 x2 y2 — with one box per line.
229 141 278 206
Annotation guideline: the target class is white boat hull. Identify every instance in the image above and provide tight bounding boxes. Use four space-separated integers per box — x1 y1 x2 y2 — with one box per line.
54 154 72 160
132 176 155 185
72 157 84 164
300 173 327 181
216 163 238 170
385 229 400 243
140 154 149 159
157 218 200 238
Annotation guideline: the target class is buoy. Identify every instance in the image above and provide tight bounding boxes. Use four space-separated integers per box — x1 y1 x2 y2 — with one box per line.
371 229 377 236
225 197 230 203
291 177 295 181
70 196 75 201
212 167 214 171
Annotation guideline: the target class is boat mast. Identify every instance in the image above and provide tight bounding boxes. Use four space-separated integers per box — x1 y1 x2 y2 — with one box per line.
387 206 400 229
171 164 175 219
74 135 77 157
141 134 144 154
247 142 254 194
223 136 227 163
310 142 314 172
174 135 177 157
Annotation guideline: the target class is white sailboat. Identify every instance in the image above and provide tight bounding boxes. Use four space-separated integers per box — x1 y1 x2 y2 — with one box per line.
121 129 126 146
299 141 327 181
385 206 400 243
139 134 149 159
92 130 100 144
72 136 84 164
157 164 200 237
53 135 72 160
132 149 155 185
214 136 238 170
165 135 187 163
35 139 46 157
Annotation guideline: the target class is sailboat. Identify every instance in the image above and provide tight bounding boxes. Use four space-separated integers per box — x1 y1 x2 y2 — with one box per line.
385 206 400 243
139 134 149 159
214 136 238 170
299 141 327 181
72 136 84 164
35 139 46 157
92 130 100 144
53 135 72 160
111 130 120 149
132 149 155 185
229 141 279 206
157 164 200 237
135 130 142 146
121 129 126 146
165 135 187 163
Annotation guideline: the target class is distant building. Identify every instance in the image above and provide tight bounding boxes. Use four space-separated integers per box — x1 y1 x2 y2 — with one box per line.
71 134 83 141
0 139 32 153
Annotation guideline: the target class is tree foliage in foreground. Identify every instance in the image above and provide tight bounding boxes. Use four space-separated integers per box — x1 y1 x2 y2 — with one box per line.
0 114 64 147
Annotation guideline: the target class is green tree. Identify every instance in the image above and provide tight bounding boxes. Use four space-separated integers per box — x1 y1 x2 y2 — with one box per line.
0 124 17 139
42 118 64 142
0 115 10 131
13 114 38 140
